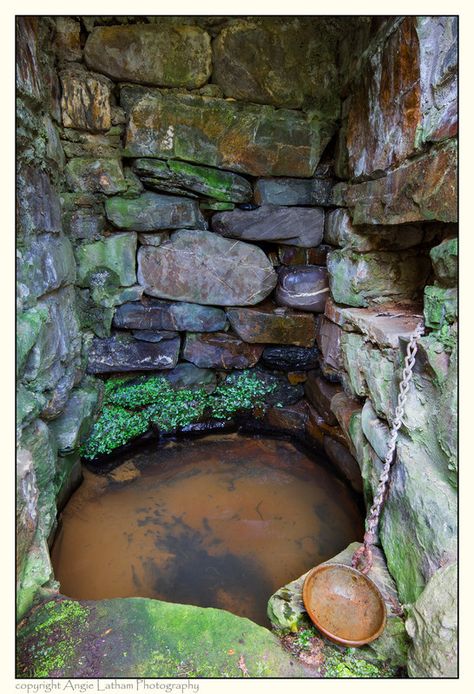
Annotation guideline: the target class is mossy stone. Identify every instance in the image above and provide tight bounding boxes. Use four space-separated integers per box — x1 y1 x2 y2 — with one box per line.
105 191 206 231
17 306 49 377
405 563 458 677
132 158 252 203
423 285 457 329
429 237 458 287
267 542 408 669
327 249 431 307
49 379 101 455
65 157 127 195
75 233 137 288
17 597 312 677
85 24 212 88
125 91 325 177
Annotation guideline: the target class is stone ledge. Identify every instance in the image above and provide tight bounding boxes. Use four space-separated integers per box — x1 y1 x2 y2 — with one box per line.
325 299 423 348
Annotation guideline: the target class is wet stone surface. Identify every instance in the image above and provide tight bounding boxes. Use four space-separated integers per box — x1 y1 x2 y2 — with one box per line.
52 435 363 627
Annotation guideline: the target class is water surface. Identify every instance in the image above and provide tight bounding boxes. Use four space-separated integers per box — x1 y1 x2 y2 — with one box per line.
52 434 364 626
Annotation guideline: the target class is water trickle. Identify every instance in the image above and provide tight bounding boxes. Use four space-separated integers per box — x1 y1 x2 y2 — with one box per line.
51 434 364 626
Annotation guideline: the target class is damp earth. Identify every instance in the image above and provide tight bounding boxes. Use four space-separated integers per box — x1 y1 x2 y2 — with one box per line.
51 434 364 626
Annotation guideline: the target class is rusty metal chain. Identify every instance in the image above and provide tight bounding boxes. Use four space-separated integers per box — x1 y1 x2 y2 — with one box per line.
352 321 425 575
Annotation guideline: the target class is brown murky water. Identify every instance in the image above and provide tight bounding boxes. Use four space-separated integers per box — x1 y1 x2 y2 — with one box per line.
51 434 364 626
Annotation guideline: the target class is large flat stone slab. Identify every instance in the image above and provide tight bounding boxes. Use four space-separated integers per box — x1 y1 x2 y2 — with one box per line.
16 596 314 677
138 230 277 306
212 206 324 248
416 17 458 145
341 140 457 225
344 19 422 179
17 166 62 236
276 266 329 312
327 249 431 307
86 334 180 373
17 233 76 305
406 563 458 677
113 298 227 332
254 177 333 206
125 91 323 177
183 332 263 369
132 158 252 203
85 24 212 88
212 18 339 113
341 18 457 180
105 191 206 231
227 307 316 347
324 300 424 348
324 208 424 251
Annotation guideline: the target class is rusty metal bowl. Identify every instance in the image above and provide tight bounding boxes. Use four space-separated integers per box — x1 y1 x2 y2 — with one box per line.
302 563 387 647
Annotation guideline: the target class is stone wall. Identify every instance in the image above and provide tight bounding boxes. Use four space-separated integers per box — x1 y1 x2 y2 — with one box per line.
16 15 457 677
330 16 458 677
16 17 102 618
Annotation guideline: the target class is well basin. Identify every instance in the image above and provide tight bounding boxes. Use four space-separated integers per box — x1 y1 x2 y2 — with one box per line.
52 434 364 626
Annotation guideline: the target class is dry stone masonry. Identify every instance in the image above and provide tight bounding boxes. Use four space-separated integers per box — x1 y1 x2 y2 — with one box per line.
16 15 457 679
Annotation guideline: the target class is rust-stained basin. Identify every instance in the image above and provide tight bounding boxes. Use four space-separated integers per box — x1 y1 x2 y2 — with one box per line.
302 563 387 646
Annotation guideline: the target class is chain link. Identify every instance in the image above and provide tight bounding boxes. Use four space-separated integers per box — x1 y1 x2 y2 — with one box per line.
352 321 424 574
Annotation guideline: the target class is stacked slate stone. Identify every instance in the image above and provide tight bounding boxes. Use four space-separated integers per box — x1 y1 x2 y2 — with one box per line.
57 18 348 447
16 16 458 677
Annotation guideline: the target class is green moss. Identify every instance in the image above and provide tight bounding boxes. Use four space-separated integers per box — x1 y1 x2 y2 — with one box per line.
17 596 309 678
431 323 457 353
423 285 457 330
16 306 49 376
81 371 277 460
277 622 402 678
429 237 457 286
323 649 396 678
18 599 90 677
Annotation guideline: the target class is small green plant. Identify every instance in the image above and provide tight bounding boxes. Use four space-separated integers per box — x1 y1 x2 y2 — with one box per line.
81 371 277 460
296 628 314 651
323 648 397 678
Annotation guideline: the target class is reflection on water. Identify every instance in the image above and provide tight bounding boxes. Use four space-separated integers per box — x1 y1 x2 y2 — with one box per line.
51 434 364 626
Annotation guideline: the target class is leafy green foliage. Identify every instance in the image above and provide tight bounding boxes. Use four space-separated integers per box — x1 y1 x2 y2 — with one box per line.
81 372 276 460
209 372 274 419
295 628 314 651
323 648 397 678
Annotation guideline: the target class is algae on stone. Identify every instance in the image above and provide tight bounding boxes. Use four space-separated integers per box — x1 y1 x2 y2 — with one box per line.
105 191 206 231
327 249 431 307
17 596 312 678
65 157 127 195
423 285 457 330
132 158 252 202
75 233 137 288
85 24 212 88
429 237 458 286
125 91 325 177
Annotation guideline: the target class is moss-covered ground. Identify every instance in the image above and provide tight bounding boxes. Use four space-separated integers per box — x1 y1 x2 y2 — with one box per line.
16 596 313 678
